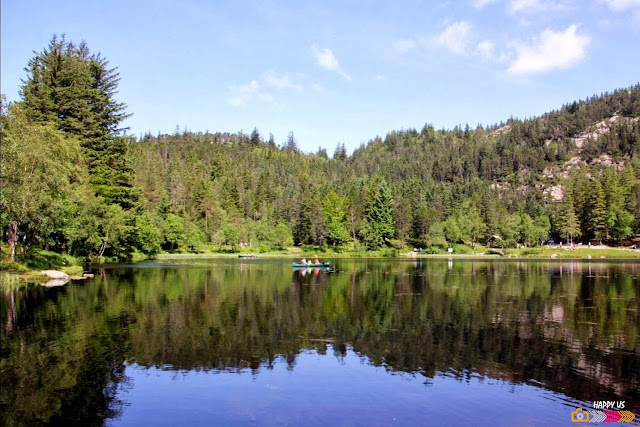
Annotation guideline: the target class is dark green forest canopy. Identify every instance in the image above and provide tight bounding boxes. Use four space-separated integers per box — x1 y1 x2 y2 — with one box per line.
128 84 640 251
2 35 640 258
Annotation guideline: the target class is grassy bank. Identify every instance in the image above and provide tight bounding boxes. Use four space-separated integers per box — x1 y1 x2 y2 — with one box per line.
506 246 640 259
152 244 639 260
1 245 86 288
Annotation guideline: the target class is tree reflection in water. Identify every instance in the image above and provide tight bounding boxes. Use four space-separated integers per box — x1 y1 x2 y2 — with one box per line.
1 260 638 424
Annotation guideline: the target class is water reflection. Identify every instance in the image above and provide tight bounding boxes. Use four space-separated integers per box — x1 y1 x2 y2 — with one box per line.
1 260 639 425
116 346 585 427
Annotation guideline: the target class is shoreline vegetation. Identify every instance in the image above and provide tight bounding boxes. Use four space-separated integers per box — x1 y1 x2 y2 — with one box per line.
3 243 638 289
2 36 640 283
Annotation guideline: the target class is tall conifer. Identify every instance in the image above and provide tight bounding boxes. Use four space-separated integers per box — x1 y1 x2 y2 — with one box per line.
20 35 136 207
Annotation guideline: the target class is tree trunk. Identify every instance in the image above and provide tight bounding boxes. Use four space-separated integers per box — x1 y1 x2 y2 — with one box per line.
98 239 107 257
7 222 18 261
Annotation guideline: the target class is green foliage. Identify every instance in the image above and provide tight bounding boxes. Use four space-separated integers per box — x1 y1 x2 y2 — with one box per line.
273 223 294 250
556 193 581 244
424 222 448 250
222 224 239 249
362 179 395 248
123 86 640 253
164 214 185 250
185 222 207 251
532 215 551 246
590 181 608 242
20 35 136 208
0 104 86 258
327 221 351 246
499 214 522 247
443 216 462 244
460 208 486 247
135 213 163 255
24 250 78 270
451 243 474 254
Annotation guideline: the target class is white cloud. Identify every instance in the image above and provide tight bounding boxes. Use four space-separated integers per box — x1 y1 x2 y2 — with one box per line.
394 38 416 54
508 0 571 13
311 44 351 80
228 71 310 107
471 0 498 8
507 24 591 75
434 21 473 54
600 0 640 10
475 40 510 64
476 40 496 61
228 80 274 107
262 71 303 91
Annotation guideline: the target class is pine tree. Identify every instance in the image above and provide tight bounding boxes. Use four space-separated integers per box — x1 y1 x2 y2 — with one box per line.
250 127 261 147
364 179 395 248
569 168 591 238
590 180 607 243
20 35 136 207
556 192 581 244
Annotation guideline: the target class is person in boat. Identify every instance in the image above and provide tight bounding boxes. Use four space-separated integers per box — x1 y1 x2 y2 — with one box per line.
301 258 307 265
313 256 320 264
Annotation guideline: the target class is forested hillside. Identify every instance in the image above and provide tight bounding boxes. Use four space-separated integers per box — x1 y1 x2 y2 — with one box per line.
2 36 640 259
128 85 640 253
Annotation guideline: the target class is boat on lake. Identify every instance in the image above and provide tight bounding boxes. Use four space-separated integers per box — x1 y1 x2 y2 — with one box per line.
238 254 257 258
292 261 331 269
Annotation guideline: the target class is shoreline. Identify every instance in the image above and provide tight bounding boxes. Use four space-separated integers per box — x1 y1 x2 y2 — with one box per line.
151 246 639 261
3 247 638 289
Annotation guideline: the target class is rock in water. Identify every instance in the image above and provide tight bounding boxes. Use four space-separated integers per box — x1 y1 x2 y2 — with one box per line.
40 270 70 279
40 279 69 287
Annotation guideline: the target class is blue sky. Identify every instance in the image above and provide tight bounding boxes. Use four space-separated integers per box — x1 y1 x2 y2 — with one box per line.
2 0 639 153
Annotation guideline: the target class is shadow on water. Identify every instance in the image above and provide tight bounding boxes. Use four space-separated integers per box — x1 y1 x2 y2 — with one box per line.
1 259 639 425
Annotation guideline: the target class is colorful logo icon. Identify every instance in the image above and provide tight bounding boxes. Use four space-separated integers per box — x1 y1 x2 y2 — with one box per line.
571 408 590 422
572 408 636 423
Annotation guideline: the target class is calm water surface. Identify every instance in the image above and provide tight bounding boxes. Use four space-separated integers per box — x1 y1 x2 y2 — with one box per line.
1 259 639 426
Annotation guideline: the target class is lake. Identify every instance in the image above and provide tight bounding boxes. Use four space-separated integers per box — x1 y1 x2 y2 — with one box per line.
1 259 639 426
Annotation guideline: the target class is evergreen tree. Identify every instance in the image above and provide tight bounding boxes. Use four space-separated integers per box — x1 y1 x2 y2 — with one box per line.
333 142 347 160
250 127 261 147
590 181 607 243
20 35 136 207
363 179 395 248
569 168 591 238
556 193 581 244
285 131 298 151
601 167 633 239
